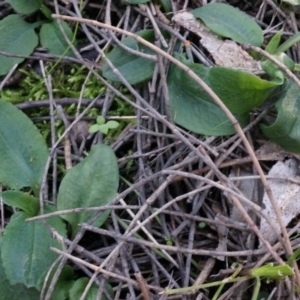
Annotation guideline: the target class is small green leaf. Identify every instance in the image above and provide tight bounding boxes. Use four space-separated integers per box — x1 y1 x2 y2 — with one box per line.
88 124 101 134
160 0 172 13
192 3 263 46
276 32 300 53
0 239 40 300
57 145 119 236
0 100 48 193
166 238 173 246
0 15 39 76
275 52 295 70
1 210 66 288
40 4 53 19
287 247 300 265
69 278 113 300
96 116 105 125
106 120 120 129
40 21 76 56
98 124 109 135
1 191 39 216
262 60 285 84
261 80 300 152
198 222 206 229
102 30 157 84
6 0 42 14
265 30 283 54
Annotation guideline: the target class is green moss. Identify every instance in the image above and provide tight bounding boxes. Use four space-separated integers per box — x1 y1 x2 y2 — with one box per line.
1 63 135 144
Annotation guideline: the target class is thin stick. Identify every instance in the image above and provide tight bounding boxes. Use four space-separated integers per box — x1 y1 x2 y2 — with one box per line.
0 63 18 90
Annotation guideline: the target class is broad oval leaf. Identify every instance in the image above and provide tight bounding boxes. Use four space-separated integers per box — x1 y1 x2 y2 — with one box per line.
0 240 40 300
261 80 300 152
192 3 263 47
40 21 76 56
209 67 278 114
168 56 249 135
6 0 42 14
0 15 39 76
1 191 39 216
0 100 48 193
57 144 119 235
102 30 157 84
1 210 66 287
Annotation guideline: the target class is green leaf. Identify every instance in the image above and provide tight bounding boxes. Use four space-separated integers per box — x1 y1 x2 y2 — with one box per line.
262 61 285 84
192 3 263 46
96 116 105 125
69 278 113 300
275 53 295 70
168 56 249 135
160 0 172 12
40 4 53 20
0 100 48 193
276 32 300 53
265 30 283 54
40 21 76 56
262 52 294 83
261 80 300 152
208 67 278 114
0 15 39 76
1 191 39 216
57 145 119 235
0 239 40 300
88 124 101 134
37 266 75 300
287 247 300 265
6 0 42 14
106 120 120 129
98 124 109 135
1 210 66 288
102 30 157 84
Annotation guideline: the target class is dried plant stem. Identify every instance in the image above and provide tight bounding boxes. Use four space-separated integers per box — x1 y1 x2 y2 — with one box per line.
51 14 300 286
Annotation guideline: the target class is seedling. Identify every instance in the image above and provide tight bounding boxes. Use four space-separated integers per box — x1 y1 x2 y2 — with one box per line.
88 116 120 135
